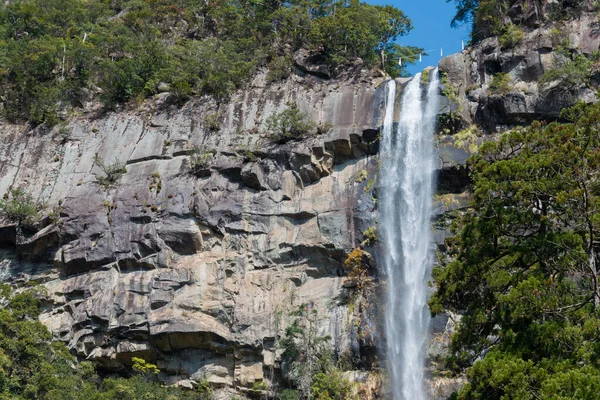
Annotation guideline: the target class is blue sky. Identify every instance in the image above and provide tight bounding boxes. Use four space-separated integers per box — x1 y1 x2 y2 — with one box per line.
367 0 472 76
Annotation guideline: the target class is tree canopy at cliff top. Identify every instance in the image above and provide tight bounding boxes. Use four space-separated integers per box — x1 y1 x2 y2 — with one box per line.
0 0 422 126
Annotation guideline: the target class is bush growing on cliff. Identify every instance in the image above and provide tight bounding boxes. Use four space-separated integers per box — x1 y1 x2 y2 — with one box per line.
499 23 524 49
488 72 512 95
0 188 42 226
540 51 593 91
94 156 127 188
279 305 330 396
361 226 378 247
278 304 357 399
310 370 357 400
344 248 373 291
0 285 100 399
266 104 315 143
189 146 213 177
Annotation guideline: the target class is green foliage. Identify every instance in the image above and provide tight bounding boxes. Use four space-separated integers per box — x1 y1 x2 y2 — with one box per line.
250 381 268 394
189 146 213 176
421 69 430 84
279 305 336 398
441 72 461 106
431 101 600 399
547 0 586 21
98 374 210 400
439 112 464 135
343 248 372 291
488 72 512 95
452 125 480 153
310 370 357 400
204 112 220 132
131 357 159 377
94 156 127 188
0 286 99 399
266 104 315 143
540 51 593 91
447 0 481 28
309 3 412 72
0 0 417 122
267 55 294 82
499 23 524 49
0 188 41 226
354 170 368 183
382 44 425 78
449 0 586 43
0 285 212 399
279 389 300 400
361 226 378 247
550 26 569 47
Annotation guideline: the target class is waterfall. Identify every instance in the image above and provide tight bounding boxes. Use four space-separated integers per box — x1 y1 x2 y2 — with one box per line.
381 68 440 400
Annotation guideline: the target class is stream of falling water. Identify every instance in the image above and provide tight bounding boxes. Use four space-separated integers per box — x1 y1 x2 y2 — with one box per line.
381 69 440 400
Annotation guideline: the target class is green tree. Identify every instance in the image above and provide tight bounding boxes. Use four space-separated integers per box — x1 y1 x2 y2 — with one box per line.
447 0 481 27
279 305 332 398
383 44 424 78
431 101 600 398
373 5 412 71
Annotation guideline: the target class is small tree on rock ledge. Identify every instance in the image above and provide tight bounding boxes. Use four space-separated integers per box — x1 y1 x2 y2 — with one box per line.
266 104 315 144
0 188 42 227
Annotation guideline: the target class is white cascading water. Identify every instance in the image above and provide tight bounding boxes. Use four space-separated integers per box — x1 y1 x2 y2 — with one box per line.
381 68 440 400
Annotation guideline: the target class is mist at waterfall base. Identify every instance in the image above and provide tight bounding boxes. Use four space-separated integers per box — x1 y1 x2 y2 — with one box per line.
380 69 440 400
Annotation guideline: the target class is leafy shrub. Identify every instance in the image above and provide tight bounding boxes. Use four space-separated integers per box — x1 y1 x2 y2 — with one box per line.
204 112 220 132
547 0 585 21
189 146 213 177
540 52 592 91
131 357 159 377
94 156 127 188
310 370 357 400
361 226 378 247
488 72 512 95
453 125 481 153
431 101 600 398
472 0 507 41
549 26 569 47
354 170 368 183
266 104 315 143
279 389 300 400
0 188 42 226
250 381 268 394
439 112 464 135
170 79 192 106
279 305 333 398
499 24 524 49
343 248 372 290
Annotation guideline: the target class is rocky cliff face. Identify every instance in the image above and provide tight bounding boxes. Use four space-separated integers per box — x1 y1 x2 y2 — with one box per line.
440 0 600 133
1 2 598 397
0 68 393 397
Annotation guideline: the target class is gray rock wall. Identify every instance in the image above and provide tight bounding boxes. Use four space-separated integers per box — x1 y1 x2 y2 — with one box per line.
439 8 600 133
0 69 390 395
